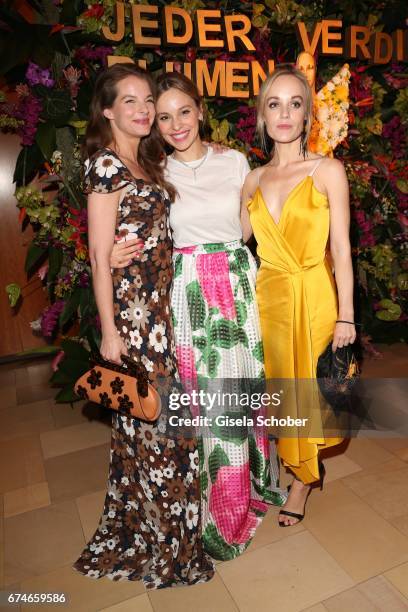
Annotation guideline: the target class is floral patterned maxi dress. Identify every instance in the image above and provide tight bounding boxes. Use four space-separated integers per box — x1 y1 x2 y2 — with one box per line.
73 149 214 589
172 240 287 560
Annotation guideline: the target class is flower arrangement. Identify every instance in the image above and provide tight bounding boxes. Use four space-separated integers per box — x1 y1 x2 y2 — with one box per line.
309 63 351 157
0 0 406 399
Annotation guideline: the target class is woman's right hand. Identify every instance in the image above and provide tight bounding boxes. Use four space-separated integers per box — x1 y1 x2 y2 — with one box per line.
100 333 128 364
110 238 144 268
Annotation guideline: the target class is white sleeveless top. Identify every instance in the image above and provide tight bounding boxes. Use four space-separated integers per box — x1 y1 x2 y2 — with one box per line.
166 147 250 248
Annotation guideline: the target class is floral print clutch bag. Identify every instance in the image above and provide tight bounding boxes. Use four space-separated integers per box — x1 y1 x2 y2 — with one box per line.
74 353 161 421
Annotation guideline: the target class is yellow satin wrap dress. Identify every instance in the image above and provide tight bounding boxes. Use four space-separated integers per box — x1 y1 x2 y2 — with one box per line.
247 158 343 484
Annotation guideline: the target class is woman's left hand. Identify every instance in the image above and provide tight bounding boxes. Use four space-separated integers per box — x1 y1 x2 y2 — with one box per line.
332 321 356 352
203 141 228 154
110 238 144 268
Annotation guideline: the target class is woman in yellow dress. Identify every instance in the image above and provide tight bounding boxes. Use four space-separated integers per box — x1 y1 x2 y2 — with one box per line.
242 64 356 527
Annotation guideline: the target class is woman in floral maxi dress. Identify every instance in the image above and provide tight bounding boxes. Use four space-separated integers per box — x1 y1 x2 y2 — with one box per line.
73 64 214 589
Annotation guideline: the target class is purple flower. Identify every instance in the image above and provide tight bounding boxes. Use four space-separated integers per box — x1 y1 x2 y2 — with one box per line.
74 45 113 67
40 300 65 337
382 116 406 159
252 29 273 64
26 62 55 88
13 94 42 146
236 105 256 145
78 272 90 288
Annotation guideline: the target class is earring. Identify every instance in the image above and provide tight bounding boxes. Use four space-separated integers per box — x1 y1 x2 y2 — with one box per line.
299 120 307 159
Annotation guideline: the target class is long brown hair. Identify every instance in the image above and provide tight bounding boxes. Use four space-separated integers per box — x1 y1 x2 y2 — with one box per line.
256 63 313 156
84 63 176 200
155 71 208 142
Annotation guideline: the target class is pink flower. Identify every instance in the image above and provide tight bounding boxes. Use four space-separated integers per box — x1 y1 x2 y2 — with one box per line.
236 105 256 145
40 300 65 337
398 212 408 228
38 262 49 280
360 233 376 247
354 210 365 224
63 66 82 99
209 464 267 544
51 350 65 372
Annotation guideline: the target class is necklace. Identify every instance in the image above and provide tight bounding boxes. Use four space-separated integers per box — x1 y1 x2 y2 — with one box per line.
172 147 209 181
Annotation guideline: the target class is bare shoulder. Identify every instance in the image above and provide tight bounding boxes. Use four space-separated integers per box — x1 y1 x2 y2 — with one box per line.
243 166 263 198
314 157 347 193
320 156 347 179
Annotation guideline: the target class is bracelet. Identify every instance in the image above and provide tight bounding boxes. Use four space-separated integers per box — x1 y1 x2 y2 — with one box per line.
336 319 361 326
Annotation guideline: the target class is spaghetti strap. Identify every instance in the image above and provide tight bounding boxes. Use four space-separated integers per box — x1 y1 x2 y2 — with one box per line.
308 157 325 177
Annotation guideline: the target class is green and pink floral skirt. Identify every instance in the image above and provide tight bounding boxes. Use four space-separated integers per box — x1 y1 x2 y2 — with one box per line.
171 240 287 560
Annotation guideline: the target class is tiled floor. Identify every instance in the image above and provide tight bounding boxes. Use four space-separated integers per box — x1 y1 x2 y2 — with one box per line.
1 344 407 612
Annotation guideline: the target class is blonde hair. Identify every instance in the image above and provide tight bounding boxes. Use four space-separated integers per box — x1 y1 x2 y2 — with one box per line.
256 64 313 155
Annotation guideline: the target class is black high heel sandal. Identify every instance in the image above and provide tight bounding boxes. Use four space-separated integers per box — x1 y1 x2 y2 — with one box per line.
318 460 326 491
278 460 325 527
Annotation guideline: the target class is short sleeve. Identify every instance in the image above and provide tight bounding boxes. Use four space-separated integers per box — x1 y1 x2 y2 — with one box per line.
234 150 251 187
83 150 133 195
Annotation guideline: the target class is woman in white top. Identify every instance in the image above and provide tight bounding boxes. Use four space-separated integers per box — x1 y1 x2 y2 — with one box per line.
111 72 286 560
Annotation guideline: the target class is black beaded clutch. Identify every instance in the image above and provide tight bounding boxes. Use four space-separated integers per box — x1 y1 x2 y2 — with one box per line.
317 343 360 412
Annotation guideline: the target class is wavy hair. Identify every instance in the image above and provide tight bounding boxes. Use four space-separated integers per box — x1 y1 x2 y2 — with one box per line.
83 63 176 200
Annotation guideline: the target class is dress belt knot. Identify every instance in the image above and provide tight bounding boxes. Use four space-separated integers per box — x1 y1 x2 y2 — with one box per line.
260 258 325 275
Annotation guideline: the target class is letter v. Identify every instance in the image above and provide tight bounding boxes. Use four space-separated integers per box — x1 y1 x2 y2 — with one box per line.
296 22 323 54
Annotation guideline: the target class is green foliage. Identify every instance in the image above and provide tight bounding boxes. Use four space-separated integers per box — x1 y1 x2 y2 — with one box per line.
25 243 47 274
5 283 21 307
13 144 44 186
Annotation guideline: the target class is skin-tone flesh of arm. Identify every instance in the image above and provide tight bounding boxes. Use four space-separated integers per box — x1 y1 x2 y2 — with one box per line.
88 189 128 363
319 159 356 350
240 168 262 243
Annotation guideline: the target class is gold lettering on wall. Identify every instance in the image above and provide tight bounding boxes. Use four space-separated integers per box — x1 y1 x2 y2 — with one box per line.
195 9 224 48
345 25 371 59
100 3 407 82
224 15 255 52
250 60 275 95
371 32 393 64
195 60 226 96
321 20 343 54
163 7 193 46
296 22 323 55
131 5 160 46
225 62 250 98
102 1 125 42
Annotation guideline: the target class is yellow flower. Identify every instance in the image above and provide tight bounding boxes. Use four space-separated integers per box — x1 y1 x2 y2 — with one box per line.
336 85 348 102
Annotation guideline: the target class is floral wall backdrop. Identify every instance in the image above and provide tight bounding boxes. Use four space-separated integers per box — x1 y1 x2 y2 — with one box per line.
0 0 406 398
